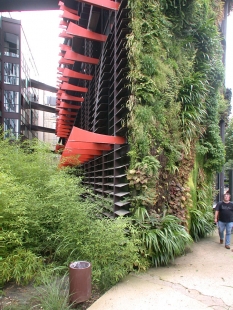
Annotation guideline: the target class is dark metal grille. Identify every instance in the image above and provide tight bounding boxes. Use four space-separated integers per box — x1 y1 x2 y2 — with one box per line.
80 0 131 216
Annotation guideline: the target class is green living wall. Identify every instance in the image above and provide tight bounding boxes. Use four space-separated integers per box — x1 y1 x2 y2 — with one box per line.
126 0 231 254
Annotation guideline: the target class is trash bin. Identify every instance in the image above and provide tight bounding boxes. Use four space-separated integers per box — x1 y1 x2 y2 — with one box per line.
69 261 92 305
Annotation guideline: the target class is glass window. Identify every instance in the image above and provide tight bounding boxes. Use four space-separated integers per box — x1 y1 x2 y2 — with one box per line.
4 62 19 85
4 90 19 113
4 118 19 139
4 33 19 57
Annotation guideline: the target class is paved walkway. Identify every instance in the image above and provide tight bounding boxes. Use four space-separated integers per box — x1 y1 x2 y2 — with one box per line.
88 229 233 310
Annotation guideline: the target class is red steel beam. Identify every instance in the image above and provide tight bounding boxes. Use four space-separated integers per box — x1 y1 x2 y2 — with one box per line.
75 0 120 10
59 20 68 28
60 93 84 102
56 133 70 137
57 130 71 134
59 57 75 65
63 68 93 80
58 102 81 109
67 22 107 42
60 82 88 92
64 50 99 65
57 76 69 82
60 10 80 22
58 110 78 115
59 30 74 39
57 67 64 73
57 121 74 126
57 124 74 129
56 118 74 123
59 44 71 52
59 115 75 120
56 127 72 132
58 1 78 14
57 121 73 126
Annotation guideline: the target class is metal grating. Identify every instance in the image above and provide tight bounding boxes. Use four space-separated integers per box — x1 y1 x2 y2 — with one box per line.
79 0 131 216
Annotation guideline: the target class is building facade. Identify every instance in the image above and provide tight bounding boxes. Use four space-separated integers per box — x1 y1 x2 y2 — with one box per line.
56 0 231 217
0 16 56 140
56 0 130 217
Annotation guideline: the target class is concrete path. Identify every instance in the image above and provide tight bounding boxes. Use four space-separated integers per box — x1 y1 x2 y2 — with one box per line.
88 229 233 310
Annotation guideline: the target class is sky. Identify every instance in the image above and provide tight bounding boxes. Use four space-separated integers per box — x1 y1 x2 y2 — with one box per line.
3 10 233 92
4 10 61 87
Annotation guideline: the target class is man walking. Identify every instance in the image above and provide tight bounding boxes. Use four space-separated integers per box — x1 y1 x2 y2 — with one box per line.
215 193 233 249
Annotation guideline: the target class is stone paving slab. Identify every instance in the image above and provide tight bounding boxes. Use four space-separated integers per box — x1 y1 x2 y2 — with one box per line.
88 230 233 310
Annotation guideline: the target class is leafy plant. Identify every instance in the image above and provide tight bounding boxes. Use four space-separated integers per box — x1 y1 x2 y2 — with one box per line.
134 213 193 266
0 138 148 289
189 208 215 241
1 248 43 285
126 0 226 241
56 215 149 291
127 156 160 190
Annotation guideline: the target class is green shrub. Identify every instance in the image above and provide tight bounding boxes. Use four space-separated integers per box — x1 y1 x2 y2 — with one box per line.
56 211 149 291
1 248 43 285
0 138 149 289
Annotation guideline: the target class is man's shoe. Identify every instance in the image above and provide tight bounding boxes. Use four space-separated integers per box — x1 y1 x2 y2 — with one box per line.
220 239 223 244
225 245 230 249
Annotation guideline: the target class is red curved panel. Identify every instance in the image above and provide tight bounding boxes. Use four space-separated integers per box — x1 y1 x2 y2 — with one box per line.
69 126 126 144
